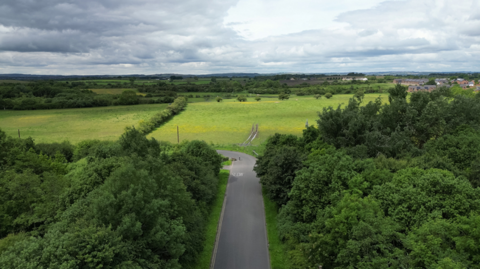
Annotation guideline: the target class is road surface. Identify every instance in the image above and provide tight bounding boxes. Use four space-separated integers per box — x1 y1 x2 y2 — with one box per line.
213 150 270 269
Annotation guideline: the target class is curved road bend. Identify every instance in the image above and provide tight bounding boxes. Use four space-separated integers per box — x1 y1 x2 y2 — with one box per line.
213 150 270 269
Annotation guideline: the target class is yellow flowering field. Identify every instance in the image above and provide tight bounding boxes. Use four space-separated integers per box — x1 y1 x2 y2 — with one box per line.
148 94 388 145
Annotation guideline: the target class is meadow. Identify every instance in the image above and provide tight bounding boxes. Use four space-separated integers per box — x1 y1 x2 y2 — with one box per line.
147 94 388 145
0 104 167 143
0 93 388 145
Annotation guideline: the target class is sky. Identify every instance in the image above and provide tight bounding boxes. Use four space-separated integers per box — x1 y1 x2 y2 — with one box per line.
0 0 479 75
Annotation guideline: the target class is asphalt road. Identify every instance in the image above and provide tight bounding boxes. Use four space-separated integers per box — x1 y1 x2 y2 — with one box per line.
213 150 270 269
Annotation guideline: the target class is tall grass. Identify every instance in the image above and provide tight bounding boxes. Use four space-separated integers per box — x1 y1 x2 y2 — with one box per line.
263 188 291 269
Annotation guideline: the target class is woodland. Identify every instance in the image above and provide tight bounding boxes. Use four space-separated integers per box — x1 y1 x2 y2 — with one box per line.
255 85 480 268
0 126 223 268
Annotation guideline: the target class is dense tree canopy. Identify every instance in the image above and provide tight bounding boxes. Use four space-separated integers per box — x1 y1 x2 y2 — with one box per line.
255 85 480 268
0 127 222 268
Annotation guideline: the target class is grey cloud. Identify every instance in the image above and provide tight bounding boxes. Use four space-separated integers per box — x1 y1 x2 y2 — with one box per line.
0 0 479 74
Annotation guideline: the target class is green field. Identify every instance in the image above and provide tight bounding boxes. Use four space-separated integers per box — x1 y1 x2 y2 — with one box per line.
0 94 387 145
0 104 167 143
147 94 388 145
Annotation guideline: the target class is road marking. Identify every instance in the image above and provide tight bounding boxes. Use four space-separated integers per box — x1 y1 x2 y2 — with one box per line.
232 172 243 177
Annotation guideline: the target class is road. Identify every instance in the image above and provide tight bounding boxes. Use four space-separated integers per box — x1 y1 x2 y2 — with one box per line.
212 150 270 269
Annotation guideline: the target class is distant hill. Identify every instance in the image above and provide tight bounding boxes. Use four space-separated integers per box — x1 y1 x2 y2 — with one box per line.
0 71 478 81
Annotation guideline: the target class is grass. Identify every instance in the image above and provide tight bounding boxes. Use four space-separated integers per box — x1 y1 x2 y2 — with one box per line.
0 93 388 145
0 104 167 144
221 159 232 166
214 142 267 158
263 188 290 269
193 169 229 269
148 93 388 145
90 88 146 96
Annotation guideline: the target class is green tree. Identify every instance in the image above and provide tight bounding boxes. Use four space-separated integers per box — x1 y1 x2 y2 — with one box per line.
372 168 480 230
325 92 333 99
255 96 261 101
215 96 223 102
279 92 290 100
254 134 306 206
237 95 247 102
117 90 139 105
129 77 137 86
307 194 405 269
425 78 437 85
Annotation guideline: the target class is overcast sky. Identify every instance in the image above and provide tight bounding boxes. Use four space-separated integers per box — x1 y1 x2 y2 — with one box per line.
0 0 479 75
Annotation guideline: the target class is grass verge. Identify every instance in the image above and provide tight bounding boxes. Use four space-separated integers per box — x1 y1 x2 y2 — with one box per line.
214 141 268 158
193 169 229 269
263 188 290 269
221 159 232 166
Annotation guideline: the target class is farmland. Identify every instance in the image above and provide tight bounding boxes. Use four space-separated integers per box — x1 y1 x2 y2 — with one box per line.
0 93 388 145
0 103 167 143
148 94 388 145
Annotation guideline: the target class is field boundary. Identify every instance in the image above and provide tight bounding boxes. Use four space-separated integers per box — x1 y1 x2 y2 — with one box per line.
137 96 187 135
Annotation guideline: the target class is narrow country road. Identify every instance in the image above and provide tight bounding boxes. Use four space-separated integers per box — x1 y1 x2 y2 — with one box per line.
212 150 270 269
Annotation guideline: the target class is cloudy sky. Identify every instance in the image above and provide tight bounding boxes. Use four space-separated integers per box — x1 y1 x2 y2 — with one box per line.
0 0 479 75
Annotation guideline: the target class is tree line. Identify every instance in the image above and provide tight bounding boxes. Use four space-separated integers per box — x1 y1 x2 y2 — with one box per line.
0 126 223 268
255 85 480 268
0 82 176 110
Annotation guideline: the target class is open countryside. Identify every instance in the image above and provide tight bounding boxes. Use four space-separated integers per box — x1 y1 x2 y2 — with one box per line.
0 104 167 143
0 93 388 145
2 0 480 267
148 94 388 145
2 75 480 269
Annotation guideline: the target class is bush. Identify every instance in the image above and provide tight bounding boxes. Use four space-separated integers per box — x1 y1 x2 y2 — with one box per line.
216 96 223 102
314 94 321 99
325 92 333 99
255 97 261 101
237 95 247 102
279 93 290 100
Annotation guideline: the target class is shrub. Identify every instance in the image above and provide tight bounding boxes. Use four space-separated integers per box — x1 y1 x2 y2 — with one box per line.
279 93 290 100
237 95 247 102
325 92 333 99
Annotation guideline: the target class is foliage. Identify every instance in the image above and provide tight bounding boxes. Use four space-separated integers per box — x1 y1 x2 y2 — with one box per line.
0 126 223 268
256 86 480 268
254 134 306 207
237 95 247 102
137 96 187 135
279 92 290 100
324 92 333 99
